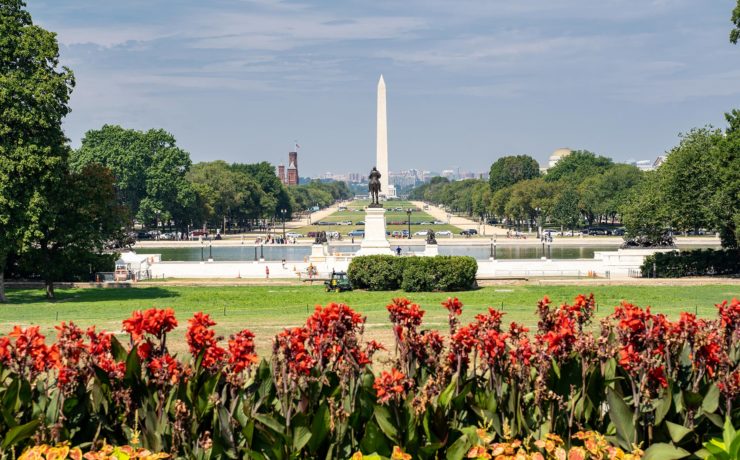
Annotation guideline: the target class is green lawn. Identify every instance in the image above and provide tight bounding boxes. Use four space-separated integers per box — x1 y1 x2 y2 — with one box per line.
295 199 460 236
1 284 737 356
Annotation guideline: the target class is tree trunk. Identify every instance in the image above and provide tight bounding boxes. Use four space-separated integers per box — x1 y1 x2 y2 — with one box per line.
45 279 55 300
0 270 6 303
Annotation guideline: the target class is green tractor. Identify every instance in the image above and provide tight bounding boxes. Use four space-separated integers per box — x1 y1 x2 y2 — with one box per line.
324 270 352 293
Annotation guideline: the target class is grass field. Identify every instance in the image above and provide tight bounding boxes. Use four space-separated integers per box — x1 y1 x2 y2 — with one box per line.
2 284 737 356
294 199 460 237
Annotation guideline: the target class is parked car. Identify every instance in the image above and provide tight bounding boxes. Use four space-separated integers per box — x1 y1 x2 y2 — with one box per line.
460 229 478 236
612 228 626 236
356 221 365 225
436 230 452 237
348 229 365 237
190 230 209 238
338 221 353 226
414 230 429 236
587 228 611 236
433 220 445 225
286 232 303 238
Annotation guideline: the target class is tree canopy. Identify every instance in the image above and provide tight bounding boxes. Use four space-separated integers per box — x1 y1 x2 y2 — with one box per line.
488 155 540 192
544 150 613 183
732 0 740 44
0 0 75 301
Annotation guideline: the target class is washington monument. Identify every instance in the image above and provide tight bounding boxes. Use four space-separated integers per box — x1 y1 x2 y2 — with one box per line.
376 75 395 197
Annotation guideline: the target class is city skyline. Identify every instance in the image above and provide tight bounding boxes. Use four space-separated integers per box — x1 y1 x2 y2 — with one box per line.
28 0 740 176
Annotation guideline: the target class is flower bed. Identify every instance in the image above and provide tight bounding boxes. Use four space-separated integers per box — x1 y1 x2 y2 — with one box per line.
0 296 737 459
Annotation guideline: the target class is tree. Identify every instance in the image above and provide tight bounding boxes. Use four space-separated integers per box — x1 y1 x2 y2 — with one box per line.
732 1 740 44
658 128 722 234
544 150 613 183
72 126 193 232
23 164 127 298
620 173 671 245
0 0 75 302
231 162 292 219
711 110 740 247
552 187 581 233
489 155 540 192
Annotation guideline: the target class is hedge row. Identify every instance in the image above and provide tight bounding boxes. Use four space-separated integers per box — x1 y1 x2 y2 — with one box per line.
641 248 740 277
347 255 477 291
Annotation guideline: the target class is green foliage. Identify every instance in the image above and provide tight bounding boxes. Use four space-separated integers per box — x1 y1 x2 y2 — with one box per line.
347 255 406 290
0 0 75 301
72 125 194 230
488 155 541 192
400 256 477 292
288 180 353 212
544 150 613 183
700 418 740 460
732 0 740 44
348 256 477 292
625 121 739 249
641 249 740 278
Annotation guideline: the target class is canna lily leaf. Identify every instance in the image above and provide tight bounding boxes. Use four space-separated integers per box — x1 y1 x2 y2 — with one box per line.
606 387 635 449
642 442 690 460
702 384 720 413
1 419 39 449
666 421 693 443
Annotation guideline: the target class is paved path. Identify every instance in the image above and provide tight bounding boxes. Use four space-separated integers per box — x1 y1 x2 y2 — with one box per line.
284 203 342 229
410 201 509 236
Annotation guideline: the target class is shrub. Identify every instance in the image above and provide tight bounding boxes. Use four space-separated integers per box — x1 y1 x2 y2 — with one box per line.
347 255 405 290
641 248 740 277
349 255 477 291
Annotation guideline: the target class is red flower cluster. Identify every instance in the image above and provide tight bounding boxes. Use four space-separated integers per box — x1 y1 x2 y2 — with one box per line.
387 298 425 337
373 368 413 405
0 326 58 381
275 327 314 376
123 308 178 341
717 298 740 338
442 297 463 316
148 353 182 385
186 312 226 369
228 329 258 375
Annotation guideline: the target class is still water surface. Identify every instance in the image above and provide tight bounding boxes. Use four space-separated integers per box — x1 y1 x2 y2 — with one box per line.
135 244 637 262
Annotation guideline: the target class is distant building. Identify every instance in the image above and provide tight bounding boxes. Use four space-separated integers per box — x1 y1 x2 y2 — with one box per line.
348 172 363 183
653 155 666 169
277 164 286 184
629 159 654 171
287 151 299 185
548 148 572 169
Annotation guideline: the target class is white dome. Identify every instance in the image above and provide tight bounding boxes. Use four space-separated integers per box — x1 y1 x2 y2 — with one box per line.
548 148 572 169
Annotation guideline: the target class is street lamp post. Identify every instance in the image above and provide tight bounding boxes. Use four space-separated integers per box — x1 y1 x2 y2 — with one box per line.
280 209 287 241
406 209 412 239
208 237 213 261
200 240 204 262
534 207 541 238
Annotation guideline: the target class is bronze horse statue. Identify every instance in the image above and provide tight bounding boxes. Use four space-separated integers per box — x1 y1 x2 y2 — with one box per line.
368 166 382 206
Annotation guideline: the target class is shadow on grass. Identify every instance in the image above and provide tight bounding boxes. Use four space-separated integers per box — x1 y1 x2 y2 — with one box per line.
5 287 180 304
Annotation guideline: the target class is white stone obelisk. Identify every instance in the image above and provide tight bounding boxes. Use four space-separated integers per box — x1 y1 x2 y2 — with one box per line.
376 75 393 197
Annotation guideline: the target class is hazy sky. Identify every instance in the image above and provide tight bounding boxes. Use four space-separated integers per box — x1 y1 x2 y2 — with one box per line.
29 0 740 176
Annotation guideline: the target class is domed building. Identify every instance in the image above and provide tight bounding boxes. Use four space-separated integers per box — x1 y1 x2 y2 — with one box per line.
548 148 572 169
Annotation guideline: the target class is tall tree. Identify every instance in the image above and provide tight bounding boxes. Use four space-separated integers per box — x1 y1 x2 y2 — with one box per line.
72 126 193 231
0 0 75 302
24 164 127 298
711 110 740 247
488 155 540 192
552 187 581 233
658 128 722 234
732 0 740 44
544 150 613 183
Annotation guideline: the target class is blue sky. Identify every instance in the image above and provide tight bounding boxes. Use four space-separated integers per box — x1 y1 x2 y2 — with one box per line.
29 0 740 176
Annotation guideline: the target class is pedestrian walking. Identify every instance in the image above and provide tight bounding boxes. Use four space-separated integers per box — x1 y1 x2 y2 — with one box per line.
265 266 270 279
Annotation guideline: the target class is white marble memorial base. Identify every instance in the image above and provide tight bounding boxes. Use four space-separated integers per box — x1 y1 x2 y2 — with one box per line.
423 244 439 256
357 207 393 256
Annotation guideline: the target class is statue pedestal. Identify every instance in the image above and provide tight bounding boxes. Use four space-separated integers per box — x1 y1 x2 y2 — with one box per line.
310 244 328 262
423 244 439 257
356 207 393 256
